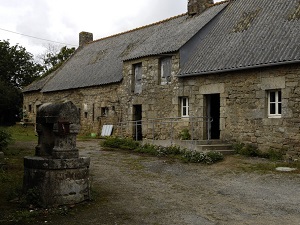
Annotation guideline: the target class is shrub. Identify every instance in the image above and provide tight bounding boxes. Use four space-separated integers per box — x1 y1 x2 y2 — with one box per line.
233 142 286 161
101 137 224 164
261 148 286 161
135 143 158 155
178 129 191 140
206 151 225 162
0 129 12 151
233 142 261 157
181 150 223 164
101 136 140 150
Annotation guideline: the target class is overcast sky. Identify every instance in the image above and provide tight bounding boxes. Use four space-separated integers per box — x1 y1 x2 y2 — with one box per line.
0 0 222 58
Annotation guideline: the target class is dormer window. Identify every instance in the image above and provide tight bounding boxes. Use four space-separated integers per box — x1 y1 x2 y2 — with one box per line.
160 57 172 85
133 63 142 94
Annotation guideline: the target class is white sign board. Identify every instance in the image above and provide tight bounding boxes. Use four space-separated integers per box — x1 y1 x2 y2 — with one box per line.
101 125 113 136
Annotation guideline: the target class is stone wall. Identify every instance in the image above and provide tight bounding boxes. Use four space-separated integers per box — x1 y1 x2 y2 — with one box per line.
179 64 300 158
23 57 300 158
120 53 194 140
23 83 121 135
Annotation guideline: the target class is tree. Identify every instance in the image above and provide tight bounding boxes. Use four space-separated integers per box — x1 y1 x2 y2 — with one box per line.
0 40 43 125
0 40 43 88
38 45 75 75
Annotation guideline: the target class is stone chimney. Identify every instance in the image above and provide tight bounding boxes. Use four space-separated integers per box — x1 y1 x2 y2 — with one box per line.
188 0 214 16
79 31 93 46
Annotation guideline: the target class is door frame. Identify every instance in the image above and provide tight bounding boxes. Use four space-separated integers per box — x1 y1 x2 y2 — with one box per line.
204 94 220 140
133 105 142 141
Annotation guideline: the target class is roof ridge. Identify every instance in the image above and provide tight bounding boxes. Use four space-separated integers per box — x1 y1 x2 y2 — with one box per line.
89 1 229 45
89 13 188 45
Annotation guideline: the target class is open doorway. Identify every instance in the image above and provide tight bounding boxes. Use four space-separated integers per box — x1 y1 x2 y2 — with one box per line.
205 94 220 140
133 105 142 140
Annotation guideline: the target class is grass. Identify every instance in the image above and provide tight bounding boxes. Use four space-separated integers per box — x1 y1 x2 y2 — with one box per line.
1 125 37 142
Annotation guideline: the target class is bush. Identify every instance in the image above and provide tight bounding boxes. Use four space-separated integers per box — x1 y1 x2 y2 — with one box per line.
233 142 261 157
178 129 191 140
101 137 224 164
101 136 140 150
0 129 12 151
233 142 286 161
260 148 286 161
182 150 224 164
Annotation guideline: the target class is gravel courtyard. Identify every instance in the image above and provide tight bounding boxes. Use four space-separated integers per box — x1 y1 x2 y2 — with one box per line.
15 140 300 225
53 139 300 225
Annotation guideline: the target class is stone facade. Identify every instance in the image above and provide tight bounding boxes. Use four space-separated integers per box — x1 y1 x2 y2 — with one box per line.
23 83 121 135
23 56 300 158
178 64 300 158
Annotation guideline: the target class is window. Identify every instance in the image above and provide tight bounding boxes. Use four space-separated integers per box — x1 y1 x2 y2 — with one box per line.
101 107 109 117
28 105 32 113
160 57 172 84
84 112 88 119
133 63 142 94
268 90 281 118
180 97 189 117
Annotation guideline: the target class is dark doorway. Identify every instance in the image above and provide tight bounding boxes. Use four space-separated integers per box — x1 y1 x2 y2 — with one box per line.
205 94 220 139
133 105 142 141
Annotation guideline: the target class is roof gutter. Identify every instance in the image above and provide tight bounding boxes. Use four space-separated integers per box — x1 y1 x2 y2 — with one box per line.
177 60 300 78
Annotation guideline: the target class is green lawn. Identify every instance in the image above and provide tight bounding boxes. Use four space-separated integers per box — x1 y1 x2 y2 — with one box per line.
3 124 37 142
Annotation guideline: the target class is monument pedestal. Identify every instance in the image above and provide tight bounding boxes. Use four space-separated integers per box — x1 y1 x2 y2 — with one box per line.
23 157 90 206
23 101 90 207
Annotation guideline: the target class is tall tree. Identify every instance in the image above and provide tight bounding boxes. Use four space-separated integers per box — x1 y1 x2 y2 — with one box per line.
0 40 43 125
38 45 76 75
0 40 43 88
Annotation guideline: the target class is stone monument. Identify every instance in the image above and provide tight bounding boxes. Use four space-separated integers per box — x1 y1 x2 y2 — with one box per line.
23 101 90 207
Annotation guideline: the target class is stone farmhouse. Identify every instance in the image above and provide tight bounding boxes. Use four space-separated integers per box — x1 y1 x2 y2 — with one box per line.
23 0 300 158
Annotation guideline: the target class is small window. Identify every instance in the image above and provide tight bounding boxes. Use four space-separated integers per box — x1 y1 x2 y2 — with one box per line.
133 63 142 94
101 107 109 117
268 90 282 118
84 112 88 119
160 57 172 84
28 105 32 113
180 97 189 117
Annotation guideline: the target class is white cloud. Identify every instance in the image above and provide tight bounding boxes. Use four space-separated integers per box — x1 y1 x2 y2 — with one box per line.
0 0 222 57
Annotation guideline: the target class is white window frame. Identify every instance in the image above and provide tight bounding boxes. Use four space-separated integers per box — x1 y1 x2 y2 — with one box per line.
268 90 282 118
181 97 189 117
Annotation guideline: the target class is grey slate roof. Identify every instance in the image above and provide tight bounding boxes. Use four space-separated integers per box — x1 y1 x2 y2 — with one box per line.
38 2 227 93
22 72 56 92
179 0 300 76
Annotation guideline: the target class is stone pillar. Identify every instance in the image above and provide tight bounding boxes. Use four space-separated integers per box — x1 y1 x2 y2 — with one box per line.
23 101 90 207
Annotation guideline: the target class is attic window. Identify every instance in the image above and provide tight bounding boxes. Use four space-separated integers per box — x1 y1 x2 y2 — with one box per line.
288 2 300 21
159 57 172 85
232 9 261 33
133 63 142 94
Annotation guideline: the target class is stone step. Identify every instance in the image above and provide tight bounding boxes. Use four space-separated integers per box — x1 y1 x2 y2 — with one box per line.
196 144 232 151
194 139 229 145
195 143 234 155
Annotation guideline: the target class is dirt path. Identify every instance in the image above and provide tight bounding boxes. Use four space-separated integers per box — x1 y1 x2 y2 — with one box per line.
16 140 300 224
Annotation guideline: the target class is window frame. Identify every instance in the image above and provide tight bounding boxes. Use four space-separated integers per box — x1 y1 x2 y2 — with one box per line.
133 63 142 94
180 97 189 118
268 90 282 118
159 57 172 85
